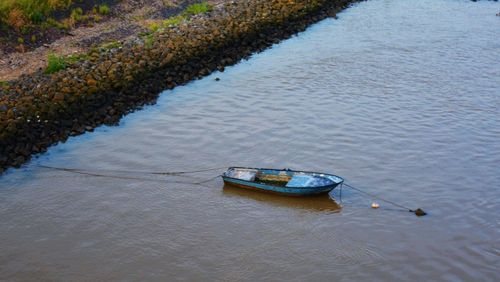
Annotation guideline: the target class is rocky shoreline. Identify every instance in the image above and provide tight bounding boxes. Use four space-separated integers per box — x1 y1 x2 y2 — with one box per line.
0 0 356 174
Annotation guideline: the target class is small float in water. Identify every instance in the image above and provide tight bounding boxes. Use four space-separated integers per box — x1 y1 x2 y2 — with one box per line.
222 167 344 196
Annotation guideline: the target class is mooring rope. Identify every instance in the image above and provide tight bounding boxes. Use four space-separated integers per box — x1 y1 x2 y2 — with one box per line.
343 183 426 216
38 165 227 176
194 174 223 185
37 165 226 186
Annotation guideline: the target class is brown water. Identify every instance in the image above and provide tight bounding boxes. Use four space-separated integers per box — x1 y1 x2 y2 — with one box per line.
1 0 500 280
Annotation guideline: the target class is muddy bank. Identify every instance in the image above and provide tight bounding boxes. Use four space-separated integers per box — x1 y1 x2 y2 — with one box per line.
0 0 356 174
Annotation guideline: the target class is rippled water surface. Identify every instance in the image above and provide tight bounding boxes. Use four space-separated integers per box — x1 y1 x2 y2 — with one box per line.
1 0 500 280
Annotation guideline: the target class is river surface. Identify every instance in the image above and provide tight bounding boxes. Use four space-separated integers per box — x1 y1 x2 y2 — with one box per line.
1 0 500 281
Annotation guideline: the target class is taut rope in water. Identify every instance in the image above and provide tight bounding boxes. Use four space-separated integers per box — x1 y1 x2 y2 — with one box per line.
343 183 426 216
38 165 227 176
37 165 225 185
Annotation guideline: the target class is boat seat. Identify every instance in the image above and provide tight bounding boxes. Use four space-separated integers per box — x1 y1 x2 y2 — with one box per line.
256 173 291 182
226 168 258 181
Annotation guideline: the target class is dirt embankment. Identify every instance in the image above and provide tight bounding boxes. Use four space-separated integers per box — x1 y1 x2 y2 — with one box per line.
0 0 356 174
0 0 219 81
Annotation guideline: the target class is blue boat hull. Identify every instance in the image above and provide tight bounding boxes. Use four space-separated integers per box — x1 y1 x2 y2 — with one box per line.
222 167 343 196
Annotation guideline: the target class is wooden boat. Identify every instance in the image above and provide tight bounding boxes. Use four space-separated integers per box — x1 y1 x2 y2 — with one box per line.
222 167 344 196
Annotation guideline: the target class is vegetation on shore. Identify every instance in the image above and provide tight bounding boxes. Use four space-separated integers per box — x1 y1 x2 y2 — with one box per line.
42 2 213 74
183 2 213 17
44 40 120 74
147 2 213 32
0 0 114 54
45 52 92 74
0 0 71 29
0 0 111 30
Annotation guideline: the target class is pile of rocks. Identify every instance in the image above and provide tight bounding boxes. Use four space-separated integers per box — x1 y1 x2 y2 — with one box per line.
0 0 355 173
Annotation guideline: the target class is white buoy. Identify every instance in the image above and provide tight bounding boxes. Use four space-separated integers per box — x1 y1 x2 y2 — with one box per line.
371 202 380 209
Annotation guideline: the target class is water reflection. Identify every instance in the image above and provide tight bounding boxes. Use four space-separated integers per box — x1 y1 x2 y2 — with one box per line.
222 184 342 212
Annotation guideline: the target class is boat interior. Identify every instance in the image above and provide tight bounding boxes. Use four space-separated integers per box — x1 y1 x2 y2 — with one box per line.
225 168 335 188
255 172 292 187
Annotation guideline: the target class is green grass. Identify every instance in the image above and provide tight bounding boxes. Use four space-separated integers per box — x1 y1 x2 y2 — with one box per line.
148 2 211 33
148 21 161 32
44 52 91 74
31 10 44 24
98 4 110 15
43 17 70 30
163 15 184 27
182 2 212 17
45 53 68 74
100 40 122 50
143 34 154 48
65 53 89 64
70 7 83 20
148 15 184 32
